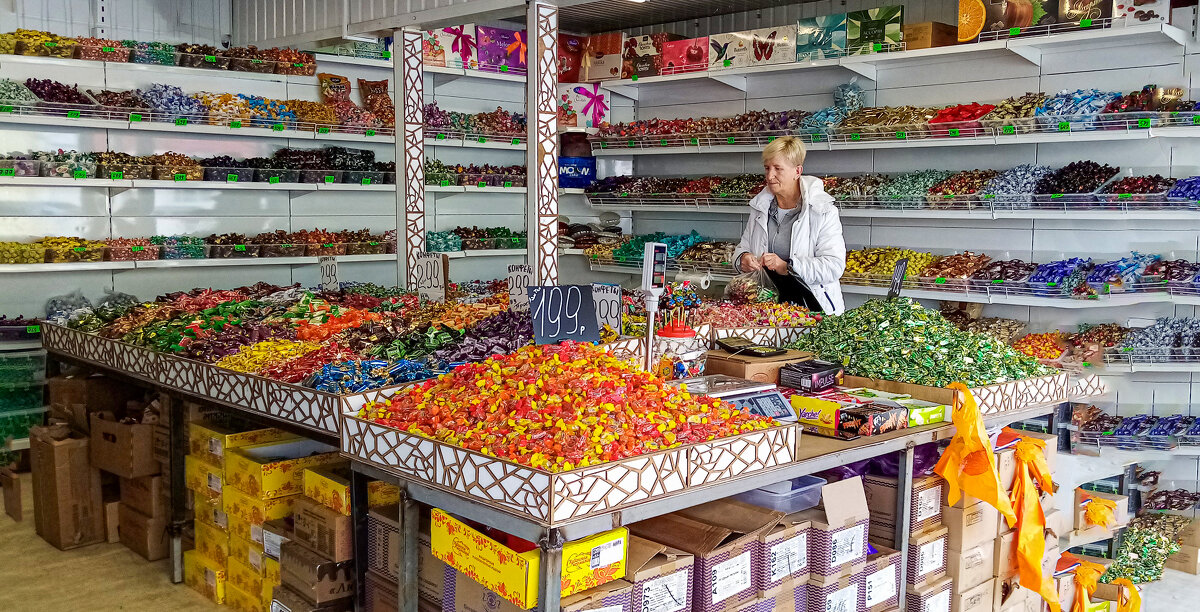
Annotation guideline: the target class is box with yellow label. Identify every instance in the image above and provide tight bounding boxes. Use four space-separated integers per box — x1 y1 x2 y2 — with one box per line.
185 454 224 504
228 557 263 598
431 508 627 609
225 581 268 612
789 395 843 429
189 421 298 471
303 464 401 515
194 518 230 565
230 535 266 574
224 484 298 526
229 511 264 545
183 549 226 604
226 438 340 500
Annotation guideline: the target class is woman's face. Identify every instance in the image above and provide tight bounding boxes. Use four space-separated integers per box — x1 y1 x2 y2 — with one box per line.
764 156 802 195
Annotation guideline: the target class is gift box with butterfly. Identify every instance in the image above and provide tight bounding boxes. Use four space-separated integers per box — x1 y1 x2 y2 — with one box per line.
749 25 797 66
477 25 527 75
424 25 478 70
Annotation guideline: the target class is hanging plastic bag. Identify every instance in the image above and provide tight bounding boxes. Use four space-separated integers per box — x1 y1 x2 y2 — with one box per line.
45 289 92 324
724 266 779 304
1079 490 1118 528
1010 433 1059 612
1110 578 1141 612
933 383 1017 527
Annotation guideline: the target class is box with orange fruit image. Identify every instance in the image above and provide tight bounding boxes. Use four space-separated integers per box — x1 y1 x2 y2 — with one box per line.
959 0 1111 42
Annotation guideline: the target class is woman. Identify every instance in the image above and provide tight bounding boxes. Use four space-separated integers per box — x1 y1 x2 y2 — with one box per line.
732 136 847 315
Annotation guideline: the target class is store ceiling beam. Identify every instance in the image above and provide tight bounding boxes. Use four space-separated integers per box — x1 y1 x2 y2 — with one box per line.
347 0 531 36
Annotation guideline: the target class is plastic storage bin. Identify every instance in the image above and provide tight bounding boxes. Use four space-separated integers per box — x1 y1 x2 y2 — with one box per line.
734 475 828 512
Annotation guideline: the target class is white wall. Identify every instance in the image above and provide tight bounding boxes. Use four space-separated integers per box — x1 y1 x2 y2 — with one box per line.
0 0 232 45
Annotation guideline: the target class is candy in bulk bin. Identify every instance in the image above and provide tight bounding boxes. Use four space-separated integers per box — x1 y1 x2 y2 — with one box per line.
980 163 1053 208
927 169 998 207
875 170 955 208
929 102 995 137
36 150 96 178
838 105 940 138
1099 174 1175 204
1086 252 1160 293
264 48 316 76
87 89 151 117
1033 160 1119 202
1028 257 1094 296
286 99 339 128
980 92 1046 134
238 95 296 128
106 238 158 262
1013 332 1066 360
0 79 38 106
1034 89 1121 131
0 154 41 177
74 37 129 62
122 40 176 65
151 235 206 260
0 33 15 54
146 151 203 181
24 78 96 114
13 29 75 58
175 43 229 69
194 92 251 126
225 45 275 73
822 174 889 201
920 251 992 285
141 83 207 121
199 156 254 182
0 242 44 264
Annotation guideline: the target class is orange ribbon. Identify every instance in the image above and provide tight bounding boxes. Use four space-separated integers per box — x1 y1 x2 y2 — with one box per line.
506 31 527 66
934 383 1017 527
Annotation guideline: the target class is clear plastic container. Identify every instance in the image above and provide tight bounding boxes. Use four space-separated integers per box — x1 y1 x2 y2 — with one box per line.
152 165 204 181
229 57 277 73
207 243 260 259
153 238 207 260
1095 111 1159 131
175 51 230 70
463 173 526 188
259 243 307 258
0 324 41 343
980 116 1038 135
106 244 160 261
0 159 41 177
40 159 96 179
305 242 346 256
75 44 131 63
44 244 106 263
16 40 76 59
928 118 988 139
0 406 47 440
426 172 461 187
1033 112 1103 133
0 350 46 386
0 244 47 264
0 386 43 414
276 61 317 76
254 168 299 184
343 241 387 255
204 167 255 183
345 170 385 185
301 169 342 184
733 475 827 513
96 163 153 180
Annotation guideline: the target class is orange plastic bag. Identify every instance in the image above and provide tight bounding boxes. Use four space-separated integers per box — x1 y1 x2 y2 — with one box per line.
1079 490 1118 528
1110 578 1140 612
1010 433 1059 612
1061 552 1106 612
933 382 1017 527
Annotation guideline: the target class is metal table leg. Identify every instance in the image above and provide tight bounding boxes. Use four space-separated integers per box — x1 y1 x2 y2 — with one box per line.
893 442 916 611
167 394 186 584
401 493 419 612
539 529 565 612
351 468 371 612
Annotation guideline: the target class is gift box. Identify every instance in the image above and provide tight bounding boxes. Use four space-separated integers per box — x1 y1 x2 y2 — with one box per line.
559 34 587 83
477 25 526 75
559 82 610 128
709 31 753 70
622 33 686 79
960 0 1063 42
1058 0 1111 28
662 37 709 75
796 14 848 61
847 6 904 55
583 32 624 81
427 25 477 70
1117 0 1167 24
749 25 797 66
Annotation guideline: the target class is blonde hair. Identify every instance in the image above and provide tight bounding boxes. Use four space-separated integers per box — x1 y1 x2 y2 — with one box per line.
762 135 807 167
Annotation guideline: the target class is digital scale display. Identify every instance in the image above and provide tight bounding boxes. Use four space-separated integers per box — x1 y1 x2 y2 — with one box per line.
642 243 668 291
671 375 797 422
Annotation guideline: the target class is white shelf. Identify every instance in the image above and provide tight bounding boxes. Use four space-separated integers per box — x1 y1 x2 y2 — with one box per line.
559 127 598 135
463 249 525 257
0 254 394 273
5 438 29 451
1098 361 1200 373
0 176 132 188
426 65 527 83
129 179 317 191
317 182 395 192
560 188 587 195
0 261 135 273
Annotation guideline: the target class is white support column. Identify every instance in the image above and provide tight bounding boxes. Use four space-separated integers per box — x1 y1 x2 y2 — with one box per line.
399 28 426 288
526 0 560 285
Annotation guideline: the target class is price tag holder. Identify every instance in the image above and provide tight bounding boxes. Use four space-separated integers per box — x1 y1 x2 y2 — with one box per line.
318 127 330 134
1058 121 1071 132
25 325 40 334
129 112 142 122
414 251 447 303
948 128 960 137
528 285 600 344
0 169 13 177
229 120 241 129
67 110 80 118
591 283 623 333
175 117 188 126
895 131 906 140
110 171 124 180
506 264 534 312
1137 118 1151 129
887 258 908 300
319 256 339 292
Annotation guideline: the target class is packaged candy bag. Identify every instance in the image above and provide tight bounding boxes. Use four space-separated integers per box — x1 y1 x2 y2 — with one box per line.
317 73 352 102
357 78 395 126
724 267 779 304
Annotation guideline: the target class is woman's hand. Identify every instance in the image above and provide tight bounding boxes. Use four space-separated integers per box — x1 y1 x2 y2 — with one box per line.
761 253 789 274
739 252 762 271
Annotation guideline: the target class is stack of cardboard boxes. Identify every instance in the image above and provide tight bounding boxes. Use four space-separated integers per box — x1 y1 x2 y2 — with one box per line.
1167 519 1200 575
863 472 951 612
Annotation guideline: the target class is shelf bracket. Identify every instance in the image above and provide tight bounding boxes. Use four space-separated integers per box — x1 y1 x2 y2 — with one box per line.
1008 45 1042 66
604 84 639 101
706 74 747 92
840 61 876 81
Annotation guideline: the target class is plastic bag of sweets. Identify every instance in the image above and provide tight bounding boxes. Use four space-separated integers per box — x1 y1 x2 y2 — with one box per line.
358 79 395 127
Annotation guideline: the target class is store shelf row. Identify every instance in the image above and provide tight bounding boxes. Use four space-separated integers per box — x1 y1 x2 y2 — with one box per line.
0 176 560 195
0 253 397 274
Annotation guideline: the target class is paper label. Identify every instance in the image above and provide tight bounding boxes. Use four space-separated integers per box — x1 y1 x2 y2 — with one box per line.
212 509 228 529
830 523 865 566
205 568 216 587
825 583 857 612
964 548 985 569
769 532 808 581
208 438 222 458
207 472 222 493
593 606 622 612
918 537 945 576
865 563 897 606
710 551 751 604
248 548 263 571
590 538 624 569
264 531 283 559
916 486 942 522
271 601 292 612
641 570 688 612
251 523 264 545
924 589 951 612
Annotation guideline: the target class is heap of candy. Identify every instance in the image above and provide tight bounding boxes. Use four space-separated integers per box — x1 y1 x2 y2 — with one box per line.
789 298 1054 387
1101 514 1191 583
358 342 775 471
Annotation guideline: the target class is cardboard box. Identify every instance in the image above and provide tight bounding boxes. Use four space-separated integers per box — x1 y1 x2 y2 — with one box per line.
264 556 282 592
185 453 223 505
758 514 811 594
708 31 753 71
756 580 808 612
189 421 297 471
943 502 998 550
993 576 1028 610
908 526 948 587
704 349 812 384
225 438 340 500
947 541 992 592
1074 489 1129 530
196 515 230 565
48 374 142 434
226 581 268 612
1167 544 1200 574
196 496 229 532
749 25 797 66
1179 519 1200 547
119 474 164 519
230 511 265 545
264 517 292 560
1093 579 1133 602
838 402 909 437
475 25 525 74
622 33 686 79
864 545 901 611
1055 573 1076 612
562 579 634 611
228 556 264 601
442 566 526 612
995 530 1018 577
89 413 158 479
953 577 993 612
119 502 168 560
303 463 400 516
661 37 708 75
184 548 226 604
434 508 627 609
280 541 356 605
905 575 952 612
899 399 948 427
782 360 845 393
1 468 20 522
807 569 865 612
1010 429 1058 473
225 485 298 527
901 22 957 50
625 534 695 612
795 477 870 578
1044 509 1068 539
363 570 400 612
105 499 121 543
29 426 105 550
424 25 477 70
293 495 353 562
796 14 848 61
582 32 624 82
231 533 266 573
272 585 354 612
863 473 944 542
846 6 904 55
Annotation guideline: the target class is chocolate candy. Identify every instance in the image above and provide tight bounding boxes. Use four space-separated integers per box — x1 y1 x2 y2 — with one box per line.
922 251 992 279
1103 174 1175 195
972 259 1037 282
929 169 999 196
74 37 129 61
1034 161 1120 195
876 170 955 206
24 78 92 105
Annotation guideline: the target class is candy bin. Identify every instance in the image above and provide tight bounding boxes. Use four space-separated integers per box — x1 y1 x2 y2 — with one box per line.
1086 252 1160 293
1096 174 1175 206
1027 257 1093 297
123 40 176 65
74 37 131 62
979 92 1046 135
1032 160 1119 208
1166 175 1200 207
175 43 230 69
14 31 76 58
652 317 707 380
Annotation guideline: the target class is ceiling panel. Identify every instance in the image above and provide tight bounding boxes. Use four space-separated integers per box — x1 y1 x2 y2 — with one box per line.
558 0 814 34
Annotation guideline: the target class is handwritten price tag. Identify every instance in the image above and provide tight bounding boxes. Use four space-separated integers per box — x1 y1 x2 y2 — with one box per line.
529 285 600 344
414 252 447 303
507 265 533 312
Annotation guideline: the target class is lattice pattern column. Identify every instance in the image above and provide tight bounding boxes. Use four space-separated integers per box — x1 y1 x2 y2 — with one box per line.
527 1 559 285
399 28 426 288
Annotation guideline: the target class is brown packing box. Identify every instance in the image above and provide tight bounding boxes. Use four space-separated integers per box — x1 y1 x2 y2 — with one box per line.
953 577 993 612
630 498 784 612
1094 579 1134 601
905 575 952 612
30 426 105 550
1179 519 1200 547
993 575 1028 610
908 525 948 588
293 495 353 562
994 530 1018 577
263 517 292 560
943 502 998 550
363 569 400 612
947 542 992 592
796 476 871 578
901 21 958 50
279 541 356 605
561 579 634 611
365 504 445 603
702 349 812 384
1074 489 1129 530
1166 544 1200 574
272 585 354 612
625 534 695 612
757 514 811 594
48 374 142 434
120 474 165 518
1044 509 1068 538
2 468 21 521
90 413 159 479
943 449 1015 509
862 473 945 537
864 544 901 611
809 567 866 612
104 499 121 543
118 502 169 561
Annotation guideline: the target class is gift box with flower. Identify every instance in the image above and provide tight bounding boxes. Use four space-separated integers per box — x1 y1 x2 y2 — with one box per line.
560 83 610 129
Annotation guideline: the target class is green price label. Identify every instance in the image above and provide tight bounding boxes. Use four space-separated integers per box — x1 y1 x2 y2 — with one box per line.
872 43 882 52
25 325 39 333
439 180 450 187
690 138 698 145
1058 121 1070 132
511 137 520 145
361 178 372 185
767 136 776 143
992 279 1004 284
477 181 486 188
230 120 241 128
723 59 731 67
500 65 509 72
943 194 954 199
251 59 263 64
983 194 996 199
204 55 216 62
109 171 123 179
935 277 947 284
1050 193 1063 199
317 127 330 134
292 63 304 68
1138 118 1151 128
174 173 186 181
1193 115 1200 125
504 181 513 188
1009 27 1021 36
67 110 80 118
365 129 376 136
727 137 736 144
73 170 85 179
268 176 280 184
322 243 334 248
282 244 293 248
436 133 446 140
272 124 284 131
227 174 238 182
631 75 638 81
382 51 392 59
948 128 960 137
129 112 142 122
1118 193 1132 199
660 139 668 146
369 242 380 246
175 117 188 126
131 246 144 252
810 134 823 142
621 192 629 197
1080 18 1093 27
0 105 11 113
0 169 14 177
73 247 85 252
1002 125 1015 135
234 245 246 251
627 140 635 147
478 136 486 143
44 42 57 47
895 131 906 140
102 46 114 52
1047 281 1057 286
324 175 335 183
850 133 861 141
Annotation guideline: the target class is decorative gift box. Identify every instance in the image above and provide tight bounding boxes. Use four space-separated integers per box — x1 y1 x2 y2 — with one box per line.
709 31 753 70
623 33 686 79
749 25 797 66
425 25 477 69
476 25 526 74
559 82 610 128
847 6 904 55
797 14 848 61
559 34 586 83
582 32 624 81
661 37 709 75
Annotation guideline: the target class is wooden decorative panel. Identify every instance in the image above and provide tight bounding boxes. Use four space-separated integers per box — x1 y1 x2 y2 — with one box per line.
528 1 560 284
402 28 427 288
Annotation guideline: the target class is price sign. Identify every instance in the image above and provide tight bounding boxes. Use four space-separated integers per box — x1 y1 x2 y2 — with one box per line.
528 285 600 344
67 110 80 118
506 264 534 312
591 283 623 333
887 258 908 299
73 169 86 179
361 177 372 185
1009 27 1021 36
102 46 114 52
1137 118 1151 128
324 175 335 184
1057 121 1071 132
0 169 14 177
850 133 861 141
690 138 699 145
174 173 187 181
110 171 123 180
723 59 732 67
631 74 639 81
1080 18 1093 27
230 120 241 128
25 325 40 334
727 137 735 144
0 106 12 113
1193 115 1200 126
272 123 284 131
511 137 520 145
365 129 376 136
382 51 392 59
414 251 447 303
175 117 188 126
895 131 906 140
318 127 330 134
204 55 216 62
500 65 509 72
227 173 238 182
129 112 142 122
268 176 280 184
319 256 339 292
660 139 668 146
872 43 883 52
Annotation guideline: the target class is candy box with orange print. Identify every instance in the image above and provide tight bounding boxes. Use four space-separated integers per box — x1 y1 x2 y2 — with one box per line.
225 438 340 500
225 581 267 612
185 453 223 505
431 508 627 609
303 463 400 516
224 483 298 526
195 517 230 565
230 510 265 546
188 421 297 471
228 556 265 600
184 549 226 604
230 534 266 574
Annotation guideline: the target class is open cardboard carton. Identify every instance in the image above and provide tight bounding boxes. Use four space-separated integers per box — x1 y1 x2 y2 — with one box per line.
794 476 870 578
625 534 695 612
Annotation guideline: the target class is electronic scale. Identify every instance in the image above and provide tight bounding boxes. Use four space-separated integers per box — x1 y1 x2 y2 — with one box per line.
671 374 797 422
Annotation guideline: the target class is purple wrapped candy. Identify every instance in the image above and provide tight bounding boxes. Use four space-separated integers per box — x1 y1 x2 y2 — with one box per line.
431 311 533 363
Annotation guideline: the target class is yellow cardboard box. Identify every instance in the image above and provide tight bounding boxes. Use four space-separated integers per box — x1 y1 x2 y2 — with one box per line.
225 438 340 500
225 581 267 612
431 508 627 609
228 557 263 599
229 511 264 545
303 463 401 515
185 454 224 504
230 535 266 573
194 518 230 566
195 497 228 533
183 549 226 604
263 556 282 593
188 421 298 471
224 484 298 526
